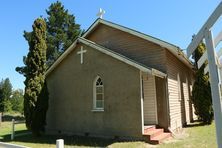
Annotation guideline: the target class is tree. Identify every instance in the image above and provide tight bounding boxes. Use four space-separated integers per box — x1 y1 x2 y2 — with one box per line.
0 78 13 113
46 1 81 65
0 80 5 113
23 1 82 66
10 89 24 114
16 18 48 135
31 82 49 134
192 42 213 124
16 1 81 134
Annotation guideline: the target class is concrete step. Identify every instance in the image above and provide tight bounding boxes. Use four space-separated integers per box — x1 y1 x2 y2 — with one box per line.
143 128 164 139
150 132 171 144
143 126 171 145
144 125 156 133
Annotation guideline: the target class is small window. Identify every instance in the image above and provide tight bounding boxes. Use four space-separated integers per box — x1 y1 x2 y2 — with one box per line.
93 76 104 110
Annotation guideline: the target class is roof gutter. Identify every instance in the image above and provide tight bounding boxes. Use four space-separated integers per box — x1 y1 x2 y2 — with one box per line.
151 69 167 78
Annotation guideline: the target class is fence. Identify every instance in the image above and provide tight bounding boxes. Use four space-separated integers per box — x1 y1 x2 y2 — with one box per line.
11 119 30 140
11 119 64 147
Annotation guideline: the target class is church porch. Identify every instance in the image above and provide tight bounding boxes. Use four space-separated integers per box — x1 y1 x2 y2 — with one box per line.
140 72 171 144
140 72 169 131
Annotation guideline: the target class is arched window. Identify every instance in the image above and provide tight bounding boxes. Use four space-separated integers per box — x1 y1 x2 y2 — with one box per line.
93 76 104 110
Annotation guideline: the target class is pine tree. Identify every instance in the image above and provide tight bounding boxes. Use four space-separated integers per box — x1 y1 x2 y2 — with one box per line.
31 82 49 134
10 89 24 114
16 1 81 134
16 18 48 135
46 1 81 65
192 42 213 124
22 2 81 66
0 78 13 113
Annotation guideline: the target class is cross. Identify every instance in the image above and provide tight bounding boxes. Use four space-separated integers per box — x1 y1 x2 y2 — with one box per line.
77 46 87 64
96 8 105 19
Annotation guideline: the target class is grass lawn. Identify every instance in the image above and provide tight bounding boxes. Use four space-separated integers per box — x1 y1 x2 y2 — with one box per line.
0 118 217 148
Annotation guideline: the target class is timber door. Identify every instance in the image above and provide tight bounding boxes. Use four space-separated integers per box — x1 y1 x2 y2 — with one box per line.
183 79 191 124
155 77 168 129
143 75 158 125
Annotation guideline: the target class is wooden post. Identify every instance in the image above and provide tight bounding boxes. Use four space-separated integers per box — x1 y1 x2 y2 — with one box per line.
205 30 222 148
56 139 64 148
0 112 2 126
11 119 15 140
186 3 222 147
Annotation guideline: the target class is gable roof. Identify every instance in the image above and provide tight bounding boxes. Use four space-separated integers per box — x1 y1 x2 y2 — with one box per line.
46 37 166 78
83 19 193 69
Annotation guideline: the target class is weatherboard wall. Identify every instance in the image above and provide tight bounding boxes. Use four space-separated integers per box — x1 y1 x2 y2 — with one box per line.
86 24 167 73
86 23 195 131
143 74 157 125
166 50 194 131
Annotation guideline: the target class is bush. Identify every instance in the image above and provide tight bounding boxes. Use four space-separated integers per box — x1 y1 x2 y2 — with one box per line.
191 42 213 124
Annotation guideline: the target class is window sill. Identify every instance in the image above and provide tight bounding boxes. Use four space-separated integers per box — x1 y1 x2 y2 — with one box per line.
91 109 104 112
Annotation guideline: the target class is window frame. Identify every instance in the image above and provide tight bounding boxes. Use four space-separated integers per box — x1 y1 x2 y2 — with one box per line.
92 76 104 111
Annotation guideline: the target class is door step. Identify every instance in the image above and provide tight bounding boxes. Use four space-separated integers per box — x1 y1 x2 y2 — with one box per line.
143 126 171 144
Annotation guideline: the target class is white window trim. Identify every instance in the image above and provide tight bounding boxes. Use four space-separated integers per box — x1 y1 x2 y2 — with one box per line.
91 109 104 112
92 76 104 111
177 73 182 101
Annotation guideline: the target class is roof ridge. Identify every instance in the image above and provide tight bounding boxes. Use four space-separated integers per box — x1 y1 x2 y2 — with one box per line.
83 19 193 68
99 19 180 49
79 37 153 70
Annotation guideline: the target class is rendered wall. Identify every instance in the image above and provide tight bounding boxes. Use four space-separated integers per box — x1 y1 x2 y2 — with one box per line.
46 43 142 138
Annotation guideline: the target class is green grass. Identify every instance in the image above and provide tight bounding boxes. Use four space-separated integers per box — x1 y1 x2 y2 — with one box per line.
0 121 26 138
0 118 217 148
160 122 216 148
0 113 26 138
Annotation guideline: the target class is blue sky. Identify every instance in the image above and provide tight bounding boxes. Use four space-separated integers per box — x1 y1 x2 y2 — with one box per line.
0 0 221 89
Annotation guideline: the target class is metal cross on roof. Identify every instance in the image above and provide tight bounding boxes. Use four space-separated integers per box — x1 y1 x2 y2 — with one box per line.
97 8 105 19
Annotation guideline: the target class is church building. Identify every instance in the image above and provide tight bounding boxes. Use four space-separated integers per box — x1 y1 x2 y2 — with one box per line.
45 19 195 144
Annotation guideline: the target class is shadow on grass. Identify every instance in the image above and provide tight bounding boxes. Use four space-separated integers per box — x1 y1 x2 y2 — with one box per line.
2 115 25 122
185 120 210 128
1 131 128 147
